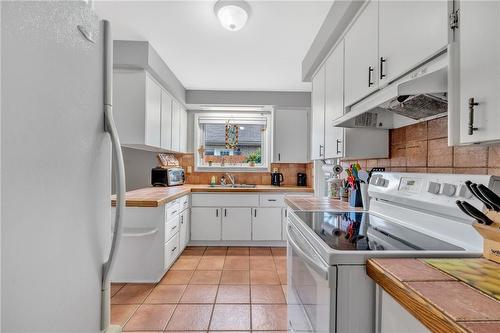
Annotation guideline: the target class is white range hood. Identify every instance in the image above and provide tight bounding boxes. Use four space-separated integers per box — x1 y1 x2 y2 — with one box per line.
333 53 448 129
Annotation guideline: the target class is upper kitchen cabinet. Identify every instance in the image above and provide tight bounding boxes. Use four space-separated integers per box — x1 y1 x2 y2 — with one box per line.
378 1 448 85
311 65 326 159
171 99 181 151
344 0 379 107
274 109 309 163
324 40 344 159
160 90 173 150
179 105 188 152
114 70 162 149
455 1 500 144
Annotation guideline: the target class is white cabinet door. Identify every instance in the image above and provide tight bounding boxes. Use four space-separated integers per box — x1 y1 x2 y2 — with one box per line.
344 0 379 107
222 208 252 240
179 105 188 152
144 75 162 147
274 109 308 163
179 209 190 250
191 207 221 241
171 100 181 151
324 41 345 159
458 1 500 143
252 208 282 241
310 66 325 160
379 1 448 85
160 90 172 150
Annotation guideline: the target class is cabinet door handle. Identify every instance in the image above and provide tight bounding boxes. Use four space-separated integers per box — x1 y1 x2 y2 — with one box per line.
216 209 219 217
285 209 288 218
278 153 281 161
224 209 227 217
254 209 257 218
319 145 324 157
336 139 342 155
379 57 386 80
468 97 479 135
180 216 183 224
368 66 374 87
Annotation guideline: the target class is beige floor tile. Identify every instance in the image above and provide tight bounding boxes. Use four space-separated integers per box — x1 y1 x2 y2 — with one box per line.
204 247 227 256
197 256 225 270
165 304 213 331
220 270 250 285
189 270 222 284
250 257 277 271
111 284 155 304
180 284 218 303
250 247 272 256
182 248 206 256
251 285 286 304
160 270 194 285
122 304 175 331
282 285 288 302
209 304 251 331
223 256 250 270
251 304 287 331
110 304 138 326
271 247 287 257
227 247 249 256
250 271 280 285
170 257 201 270
216 285 250 303
144 284 186 304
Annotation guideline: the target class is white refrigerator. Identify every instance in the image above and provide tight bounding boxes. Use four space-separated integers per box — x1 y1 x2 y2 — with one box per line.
2 1 125 332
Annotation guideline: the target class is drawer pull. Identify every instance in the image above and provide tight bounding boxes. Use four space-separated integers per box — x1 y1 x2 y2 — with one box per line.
171 225 177 230
268 199 277 202
171 246 177 252
170 210 177 215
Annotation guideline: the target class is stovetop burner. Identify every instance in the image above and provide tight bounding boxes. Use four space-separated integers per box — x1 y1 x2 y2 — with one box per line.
293 210 464 251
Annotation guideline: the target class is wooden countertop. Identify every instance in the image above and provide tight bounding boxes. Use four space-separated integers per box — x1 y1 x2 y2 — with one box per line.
111 185 313 208
284 195 364 211
367 258 500 333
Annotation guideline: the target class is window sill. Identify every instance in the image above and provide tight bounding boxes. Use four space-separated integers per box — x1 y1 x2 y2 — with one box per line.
195 165 270 173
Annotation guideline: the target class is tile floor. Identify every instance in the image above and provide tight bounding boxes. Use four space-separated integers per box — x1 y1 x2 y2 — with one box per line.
111 246 288 332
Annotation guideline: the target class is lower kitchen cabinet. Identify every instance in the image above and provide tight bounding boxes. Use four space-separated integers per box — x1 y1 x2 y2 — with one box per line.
164 233 180 270
252 207 283 241
191 207 221 240
179 209 190 249
222 208 252 240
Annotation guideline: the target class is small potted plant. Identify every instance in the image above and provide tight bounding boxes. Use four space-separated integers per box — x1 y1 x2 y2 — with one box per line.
245 149 261 167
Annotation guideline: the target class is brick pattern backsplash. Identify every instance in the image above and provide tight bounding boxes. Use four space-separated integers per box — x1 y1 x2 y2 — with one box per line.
176 153 314 187
342 116 500 176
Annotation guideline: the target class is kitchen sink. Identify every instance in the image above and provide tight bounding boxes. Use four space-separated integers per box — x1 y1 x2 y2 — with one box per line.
210 184 257 188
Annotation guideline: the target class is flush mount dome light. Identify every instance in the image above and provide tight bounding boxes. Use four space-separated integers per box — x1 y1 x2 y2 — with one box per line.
214 0 250 31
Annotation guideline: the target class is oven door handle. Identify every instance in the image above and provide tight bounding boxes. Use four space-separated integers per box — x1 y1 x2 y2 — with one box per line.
287 225 329 280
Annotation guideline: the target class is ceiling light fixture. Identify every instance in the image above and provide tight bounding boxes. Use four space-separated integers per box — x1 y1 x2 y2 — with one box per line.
214 0 250 31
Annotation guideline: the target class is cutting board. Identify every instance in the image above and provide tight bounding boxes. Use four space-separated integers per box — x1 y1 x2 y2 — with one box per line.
425 258 500 301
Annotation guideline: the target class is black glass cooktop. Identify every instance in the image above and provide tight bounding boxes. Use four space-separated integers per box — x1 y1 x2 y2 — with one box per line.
293 211 464 251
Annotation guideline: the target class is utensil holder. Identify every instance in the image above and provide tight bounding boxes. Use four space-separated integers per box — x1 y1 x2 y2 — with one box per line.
349 188 363 207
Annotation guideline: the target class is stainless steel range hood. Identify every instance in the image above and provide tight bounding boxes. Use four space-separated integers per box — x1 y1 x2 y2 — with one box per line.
333 54 448 129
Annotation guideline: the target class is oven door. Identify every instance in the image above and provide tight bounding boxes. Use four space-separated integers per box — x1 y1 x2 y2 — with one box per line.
287 222 334 333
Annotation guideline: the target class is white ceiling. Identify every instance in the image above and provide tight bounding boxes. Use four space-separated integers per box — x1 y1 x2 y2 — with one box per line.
94 0 332 92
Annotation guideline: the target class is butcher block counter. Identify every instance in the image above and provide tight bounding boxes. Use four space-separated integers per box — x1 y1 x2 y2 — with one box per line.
112 185 313 207
284 195 364 211
367 258 500 333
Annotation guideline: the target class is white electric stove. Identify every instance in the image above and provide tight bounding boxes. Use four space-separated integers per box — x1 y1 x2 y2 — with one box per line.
286 172 500 333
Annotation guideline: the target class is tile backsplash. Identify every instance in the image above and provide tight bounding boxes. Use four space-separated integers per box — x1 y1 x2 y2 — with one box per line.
177 153 314 187
342 116 500 176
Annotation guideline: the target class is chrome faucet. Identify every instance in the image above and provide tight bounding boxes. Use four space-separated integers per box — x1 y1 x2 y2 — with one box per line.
226 172 236 185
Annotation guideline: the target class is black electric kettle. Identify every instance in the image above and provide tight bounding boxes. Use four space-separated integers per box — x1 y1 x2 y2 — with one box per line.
271 172 284 186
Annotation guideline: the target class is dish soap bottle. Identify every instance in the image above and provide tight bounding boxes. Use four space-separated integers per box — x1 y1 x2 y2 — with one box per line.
210 176 216 186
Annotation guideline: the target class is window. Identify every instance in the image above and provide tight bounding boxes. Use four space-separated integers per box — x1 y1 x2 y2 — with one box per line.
194 112 272 171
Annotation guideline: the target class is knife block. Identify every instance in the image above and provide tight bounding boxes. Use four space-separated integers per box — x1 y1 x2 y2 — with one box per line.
473 221 500 264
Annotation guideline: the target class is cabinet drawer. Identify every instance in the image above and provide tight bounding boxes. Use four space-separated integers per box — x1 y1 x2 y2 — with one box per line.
192 194 259 207
179 195 190 211
164 233 180 269
259 194 284 207
166 199 181 219
165 214 180 241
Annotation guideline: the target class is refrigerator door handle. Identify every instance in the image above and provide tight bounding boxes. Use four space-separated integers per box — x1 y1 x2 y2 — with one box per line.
101 20 126 332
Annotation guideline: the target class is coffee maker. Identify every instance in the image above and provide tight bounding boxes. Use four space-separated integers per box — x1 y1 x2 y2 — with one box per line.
271 169 284 186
